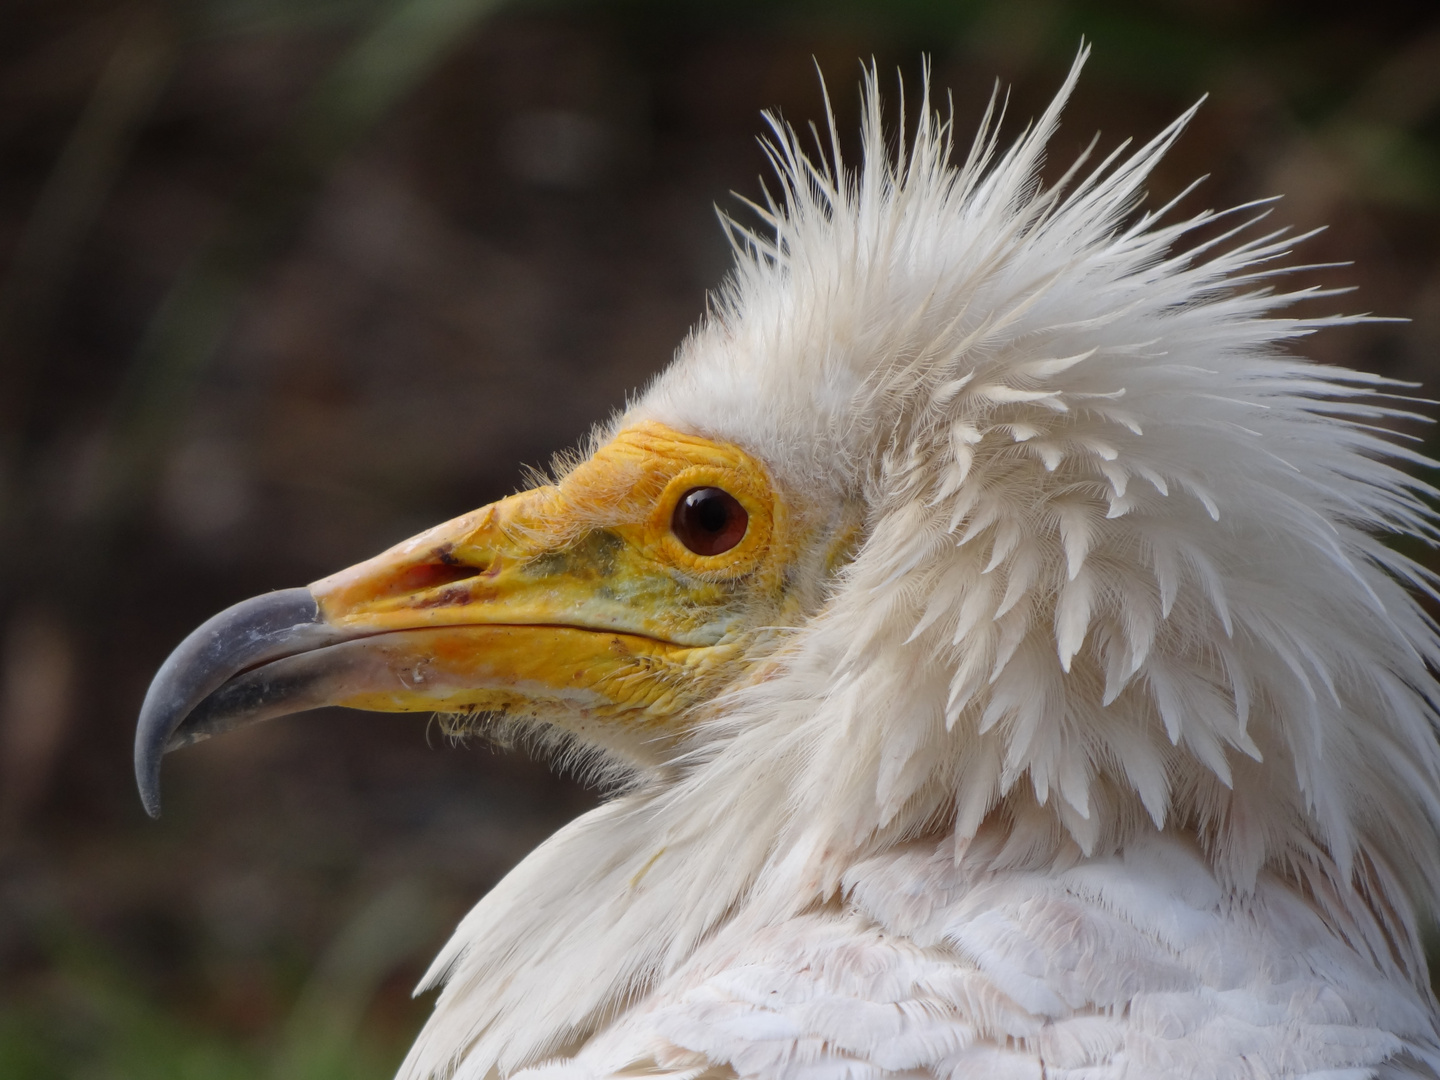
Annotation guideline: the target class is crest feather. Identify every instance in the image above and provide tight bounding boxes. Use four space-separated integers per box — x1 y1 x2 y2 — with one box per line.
645 47 1440 904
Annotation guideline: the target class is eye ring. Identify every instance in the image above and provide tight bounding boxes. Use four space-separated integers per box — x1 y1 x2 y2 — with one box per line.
671 487 748 556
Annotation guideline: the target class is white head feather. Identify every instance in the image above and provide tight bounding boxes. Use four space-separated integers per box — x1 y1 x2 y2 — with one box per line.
401 49 1440 1080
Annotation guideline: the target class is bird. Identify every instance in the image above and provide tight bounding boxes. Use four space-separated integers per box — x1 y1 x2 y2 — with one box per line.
135 48 1440 1079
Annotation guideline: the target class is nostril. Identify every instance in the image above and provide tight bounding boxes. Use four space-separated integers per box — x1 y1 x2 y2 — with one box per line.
395 560 485 594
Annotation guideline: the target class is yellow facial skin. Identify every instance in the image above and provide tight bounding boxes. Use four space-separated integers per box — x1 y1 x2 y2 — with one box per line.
306 422 826 763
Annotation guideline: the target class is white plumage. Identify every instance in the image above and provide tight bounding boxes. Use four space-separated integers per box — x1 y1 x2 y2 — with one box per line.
139 47 1440 1079
385 51 1440 1079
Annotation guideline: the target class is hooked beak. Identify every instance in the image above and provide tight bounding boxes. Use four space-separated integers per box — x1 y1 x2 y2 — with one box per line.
134 587 337 817
134 422 791 818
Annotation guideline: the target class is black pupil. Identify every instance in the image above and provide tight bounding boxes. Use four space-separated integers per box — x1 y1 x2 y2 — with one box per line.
693 492 731 533
673 487 748 556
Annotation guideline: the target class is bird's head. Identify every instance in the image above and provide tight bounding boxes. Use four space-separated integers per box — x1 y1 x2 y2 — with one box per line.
136 417 858 784
137 51 1440 926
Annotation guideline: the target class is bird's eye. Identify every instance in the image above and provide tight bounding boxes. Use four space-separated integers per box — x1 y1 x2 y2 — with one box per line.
672 487 748 556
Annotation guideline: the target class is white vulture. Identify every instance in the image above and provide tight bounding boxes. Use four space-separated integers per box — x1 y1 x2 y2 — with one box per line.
136 50 1440 1079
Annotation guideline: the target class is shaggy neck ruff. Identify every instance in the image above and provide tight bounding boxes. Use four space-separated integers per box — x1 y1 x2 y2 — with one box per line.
400 51 1440 1079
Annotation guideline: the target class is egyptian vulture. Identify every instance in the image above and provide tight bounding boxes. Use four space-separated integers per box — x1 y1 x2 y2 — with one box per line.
136 51 1440 1079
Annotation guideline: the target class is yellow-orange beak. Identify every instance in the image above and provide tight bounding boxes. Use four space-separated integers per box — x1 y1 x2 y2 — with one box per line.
135 423 809 817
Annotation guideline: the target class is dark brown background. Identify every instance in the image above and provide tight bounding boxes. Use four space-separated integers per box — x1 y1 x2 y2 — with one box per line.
2 0 1439 1074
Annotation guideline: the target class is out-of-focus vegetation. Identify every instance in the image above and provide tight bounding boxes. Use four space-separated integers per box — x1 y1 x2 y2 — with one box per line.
2 0 1438 1076
0 880 436 1079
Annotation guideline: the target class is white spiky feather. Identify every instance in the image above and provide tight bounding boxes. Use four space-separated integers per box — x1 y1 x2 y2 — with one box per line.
400 50 1440 1080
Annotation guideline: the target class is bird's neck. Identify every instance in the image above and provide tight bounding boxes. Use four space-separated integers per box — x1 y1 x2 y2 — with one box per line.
399 747 799 1079
398 720 1431 1080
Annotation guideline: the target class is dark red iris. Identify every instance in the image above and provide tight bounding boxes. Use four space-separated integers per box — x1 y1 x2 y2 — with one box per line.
671 487 748 556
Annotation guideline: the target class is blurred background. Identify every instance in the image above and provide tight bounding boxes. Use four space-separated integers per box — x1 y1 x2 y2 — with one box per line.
1 0 1438 1075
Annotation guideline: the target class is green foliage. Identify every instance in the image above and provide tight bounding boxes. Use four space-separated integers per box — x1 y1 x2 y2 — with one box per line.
0 884 437 1080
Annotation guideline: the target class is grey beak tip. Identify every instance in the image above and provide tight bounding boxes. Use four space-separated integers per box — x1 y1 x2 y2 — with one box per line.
137 738 161 815
133 587 327 817
135 719 168 819
136 704 171 818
